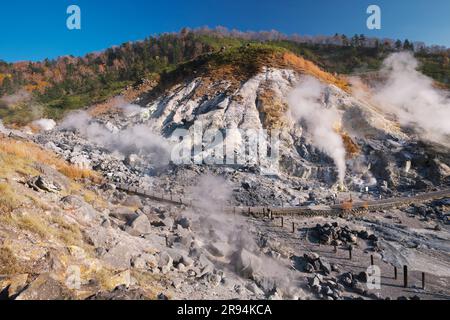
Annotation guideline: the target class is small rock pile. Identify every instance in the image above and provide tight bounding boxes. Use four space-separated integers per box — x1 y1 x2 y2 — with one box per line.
301 252 337 275
314 222 378 246
308 274 344 300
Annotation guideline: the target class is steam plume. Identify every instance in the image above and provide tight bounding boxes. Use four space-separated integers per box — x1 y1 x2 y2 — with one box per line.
186 174 304 298
373 52 450 146
60 110 171 164
288 76 347 183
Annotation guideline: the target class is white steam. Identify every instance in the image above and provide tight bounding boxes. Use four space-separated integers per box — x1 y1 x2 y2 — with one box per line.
60 110 171 164
185 174 304 298
373 52 450 146
32 119 56 131
288 76 347 184
120 103 143 117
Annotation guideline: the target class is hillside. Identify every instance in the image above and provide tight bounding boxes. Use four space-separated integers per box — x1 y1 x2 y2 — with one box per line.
0 27 450 301
1 29 449 127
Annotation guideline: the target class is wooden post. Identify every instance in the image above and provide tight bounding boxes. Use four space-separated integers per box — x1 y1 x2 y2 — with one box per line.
370 255 374 266
422 272 425 290
348 246 352 260
394 266 398 280
292 222 296 233
403 265 408 288
165 235 169 247
281 217 284 228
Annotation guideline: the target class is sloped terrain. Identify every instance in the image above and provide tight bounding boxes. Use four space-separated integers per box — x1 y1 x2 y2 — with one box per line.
1 42 449 300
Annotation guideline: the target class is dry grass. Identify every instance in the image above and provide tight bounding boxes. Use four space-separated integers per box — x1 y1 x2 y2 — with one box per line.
280 52 349 91
0 246 24 275
0 211 83 247
256 87 288 129
49 215 83 246
0 137 102 183
0 183 23 211
94 268 119 291
13 214 49 238
82 189 106 209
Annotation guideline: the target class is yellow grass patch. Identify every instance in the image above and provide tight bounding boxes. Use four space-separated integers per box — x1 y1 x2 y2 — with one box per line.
0 137 102 183
0 183 23 211
0 246 24 275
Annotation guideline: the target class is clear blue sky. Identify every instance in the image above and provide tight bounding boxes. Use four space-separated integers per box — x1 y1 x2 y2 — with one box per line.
0 0 449 62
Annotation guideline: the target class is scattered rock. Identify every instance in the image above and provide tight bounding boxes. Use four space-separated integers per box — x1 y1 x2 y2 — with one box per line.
129 214 151 234
89 285 150 300
15 274 74 300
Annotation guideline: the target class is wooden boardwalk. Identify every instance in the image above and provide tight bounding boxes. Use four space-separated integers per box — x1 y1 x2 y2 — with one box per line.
116 183 450 218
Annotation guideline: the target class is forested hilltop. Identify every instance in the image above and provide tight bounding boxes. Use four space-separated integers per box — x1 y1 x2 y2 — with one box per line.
1 27 449 125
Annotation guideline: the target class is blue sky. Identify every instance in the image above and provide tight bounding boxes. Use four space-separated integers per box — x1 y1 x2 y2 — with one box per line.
0 0 449 62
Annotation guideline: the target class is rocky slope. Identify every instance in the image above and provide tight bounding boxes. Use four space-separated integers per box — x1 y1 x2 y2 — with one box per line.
1 47 449 300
